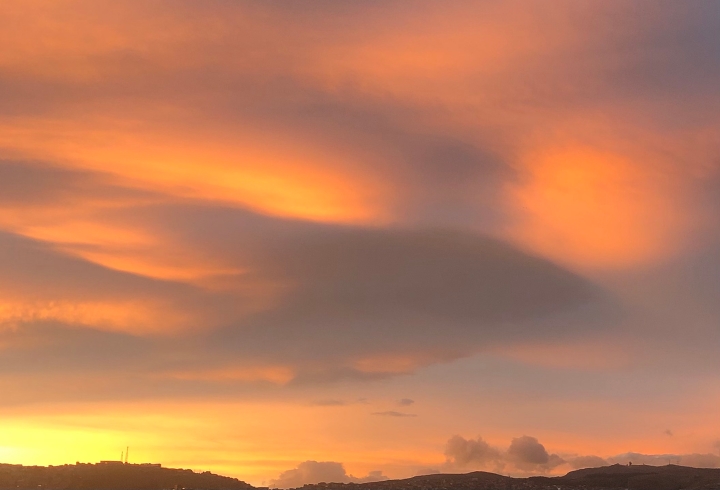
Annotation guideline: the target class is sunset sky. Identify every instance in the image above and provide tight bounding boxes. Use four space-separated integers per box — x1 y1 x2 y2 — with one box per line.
1 0 720 487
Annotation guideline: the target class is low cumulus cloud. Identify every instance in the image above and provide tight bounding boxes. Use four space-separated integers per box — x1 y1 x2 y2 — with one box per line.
444 435 567 475
444 435 720 475
444 435 502 469
507 436 565 471
566 455 608 469
269 461 387 489
398 398 415 406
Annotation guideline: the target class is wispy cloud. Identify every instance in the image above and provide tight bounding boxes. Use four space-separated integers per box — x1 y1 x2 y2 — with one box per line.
372 411 417 418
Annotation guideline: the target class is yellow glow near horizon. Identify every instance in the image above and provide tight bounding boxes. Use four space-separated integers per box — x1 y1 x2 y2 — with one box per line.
0 401 441 485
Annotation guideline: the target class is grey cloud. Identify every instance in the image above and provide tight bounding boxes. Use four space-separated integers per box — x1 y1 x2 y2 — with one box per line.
208 221 612 368
356 471 388 484
269 461 387 489
398 398 415 406
567 455 608 470
0 160 156 207
444 435 564 474
444 435 501 468
0 231 167 300
507 436 565 471
0 195 618 404
605 236 720 374
120 200 612 352
0 230 245 330
0 322 150 375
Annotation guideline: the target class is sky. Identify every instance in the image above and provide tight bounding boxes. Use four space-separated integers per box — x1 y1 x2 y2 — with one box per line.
1 0 720 486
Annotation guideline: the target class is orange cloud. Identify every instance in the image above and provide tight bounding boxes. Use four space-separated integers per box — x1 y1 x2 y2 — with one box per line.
507 146 685 269
353 352 457 375
0 298 189 336
160 365 295 385
0 119 386 225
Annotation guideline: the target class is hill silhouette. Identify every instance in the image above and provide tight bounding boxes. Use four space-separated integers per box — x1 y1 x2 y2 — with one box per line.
0 462 255 490
1 463 719 490
291 464 720 490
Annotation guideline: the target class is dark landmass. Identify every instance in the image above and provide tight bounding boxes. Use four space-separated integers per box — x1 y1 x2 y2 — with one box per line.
294 465 720 490
0 462 256 490
2 463 720 490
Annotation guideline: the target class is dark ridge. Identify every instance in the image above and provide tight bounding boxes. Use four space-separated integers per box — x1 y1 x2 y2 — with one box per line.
0 462 257 490
290 465 720 490
2 463 720 490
